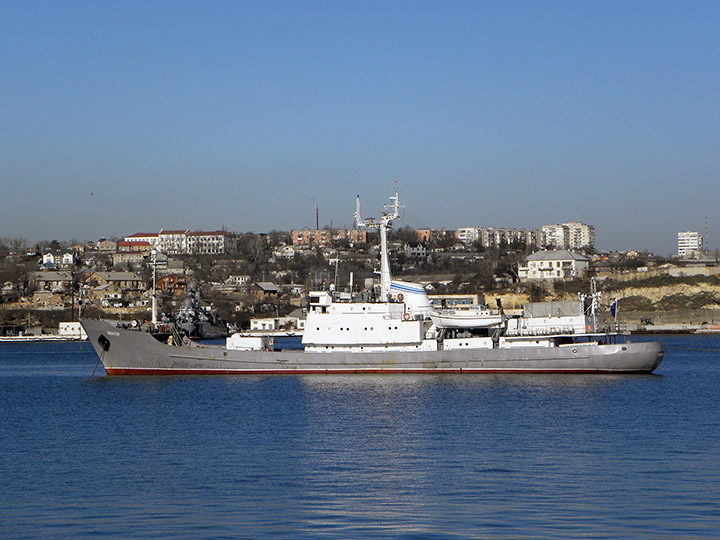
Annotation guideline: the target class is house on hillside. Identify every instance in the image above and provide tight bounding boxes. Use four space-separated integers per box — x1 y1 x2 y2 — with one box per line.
87 283 124 306
251 282 279 300
225 275 251 289
96 238 118 252
41 251 75 269
517 250 589 281
29 271 73 292
157 275 187 294
85 271 145 291
273 245 297 259
32 290 65 309
404 242 428 258
112 251 147 267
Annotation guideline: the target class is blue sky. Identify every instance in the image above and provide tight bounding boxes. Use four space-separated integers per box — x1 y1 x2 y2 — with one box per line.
2 1 719 255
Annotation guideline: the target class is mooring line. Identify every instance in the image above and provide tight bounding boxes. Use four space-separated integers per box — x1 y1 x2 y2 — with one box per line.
92 350 105 376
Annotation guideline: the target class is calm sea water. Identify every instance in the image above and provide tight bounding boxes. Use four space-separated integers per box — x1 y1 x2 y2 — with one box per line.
1 335 719 539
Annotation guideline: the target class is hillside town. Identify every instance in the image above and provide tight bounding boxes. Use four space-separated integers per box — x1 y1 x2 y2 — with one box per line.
1 221 719 336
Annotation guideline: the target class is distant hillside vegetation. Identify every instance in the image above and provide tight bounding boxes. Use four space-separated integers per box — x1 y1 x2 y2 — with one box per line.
596 275 720 311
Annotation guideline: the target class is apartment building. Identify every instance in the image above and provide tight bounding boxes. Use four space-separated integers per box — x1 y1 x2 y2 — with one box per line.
416 229 456 243
678 231 703 257
187 230 229 254
124 229 230 255
291 228 367 247
542 222 595 250
456 227 542 249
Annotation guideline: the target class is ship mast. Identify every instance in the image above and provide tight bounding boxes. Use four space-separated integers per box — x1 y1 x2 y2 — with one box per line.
355 187 402 300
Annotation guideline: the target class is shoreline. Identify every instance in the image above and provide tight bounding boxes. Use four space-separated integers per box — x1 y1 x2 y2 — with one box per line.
631 325 720 335
0 334 88 343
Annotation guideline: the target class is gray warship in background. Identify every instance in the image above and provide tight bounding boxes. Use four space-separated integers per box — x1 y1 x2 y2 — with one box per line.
173 282 229 339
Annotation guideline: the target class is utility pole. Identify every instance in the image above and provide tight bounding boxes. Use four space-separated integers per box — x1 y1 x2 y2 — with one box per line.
151 249 158 325
70 271 75 322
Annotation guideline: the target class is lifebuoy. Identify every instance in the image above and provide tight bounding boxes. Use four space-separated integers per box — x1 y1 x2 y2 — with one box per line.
397 293 404 301
404 312 411 321
586 325 592 332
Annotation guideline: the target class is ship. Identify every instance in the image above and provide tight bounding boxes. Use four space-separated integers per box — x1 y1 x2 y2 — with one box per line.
81 189 664 375
173 282 229 339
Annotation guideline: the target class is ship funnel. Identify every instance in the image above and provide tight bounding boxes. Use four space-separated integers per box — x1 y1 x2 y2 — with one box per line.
390 281 432 317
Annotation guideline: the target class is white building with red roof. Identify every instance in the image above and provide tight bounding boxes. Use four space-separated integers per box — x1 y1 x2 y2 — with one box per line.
123 229 230 255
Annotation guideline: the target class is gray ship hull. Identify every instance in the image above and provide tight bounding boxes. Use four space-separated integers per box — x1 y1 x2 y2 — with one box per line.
81 319 664 375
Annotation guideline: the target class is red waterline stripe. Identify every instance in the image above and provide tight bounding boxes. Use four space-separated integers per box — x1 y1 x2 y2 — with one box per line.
104 367 651 376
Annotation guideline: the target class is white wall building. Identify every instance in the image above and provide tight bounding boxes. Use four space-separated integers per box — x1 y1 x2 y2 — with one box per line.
157 229 189 254
273 245 297 259
41 251 75 268
124 233 160 250
250 316 305 331
457 227 480 244
187 230 228 254
226 275 251 288
518 250 589 281
124 229 230 255
456 227 542 248
678 231 703 257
